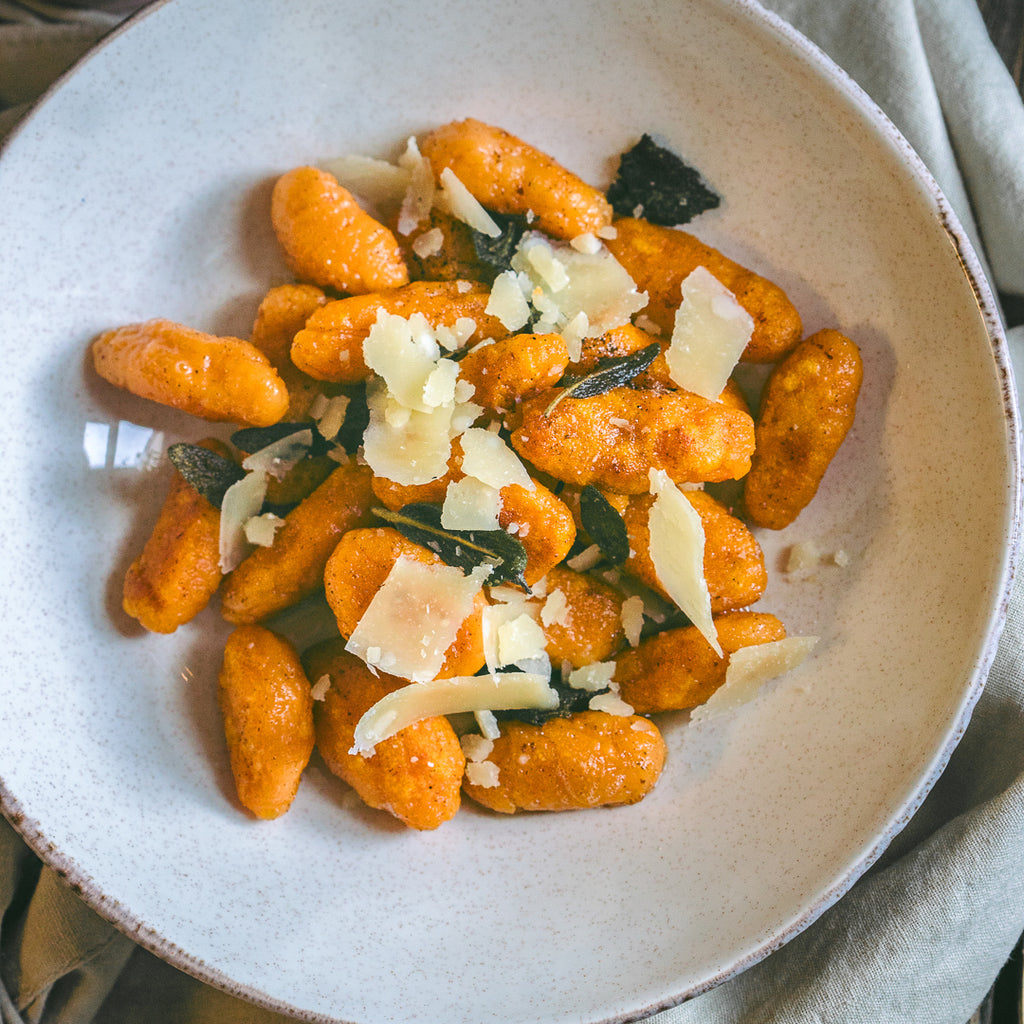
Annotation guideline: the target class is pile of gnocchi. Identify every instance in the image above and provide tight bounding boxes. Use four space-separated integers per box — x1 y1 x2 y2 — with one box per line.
91 119 862 830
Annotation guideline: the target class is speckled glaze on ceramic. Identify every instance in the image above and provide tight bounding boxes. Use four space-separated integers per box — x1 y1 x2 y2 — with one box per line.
0 0 1017 1022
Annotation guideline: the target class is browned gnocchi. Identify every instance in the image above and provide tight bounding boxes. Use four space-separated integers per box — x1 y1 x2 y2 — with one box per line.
98 119 861 830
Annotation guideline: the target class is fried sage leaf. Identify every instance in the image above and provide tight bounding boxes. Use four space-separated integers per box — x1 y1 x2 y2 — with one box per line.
579 485 629 565
230 422 330 458
470 211 530 277
167 442 244 508
375 503 530 590
544 342 660 416
493 678 610 727
607 133 721 226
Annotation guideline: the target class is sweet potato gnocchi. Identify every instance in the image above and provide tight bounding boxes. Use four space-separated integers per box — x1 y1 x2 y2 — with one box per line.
94 118 861 830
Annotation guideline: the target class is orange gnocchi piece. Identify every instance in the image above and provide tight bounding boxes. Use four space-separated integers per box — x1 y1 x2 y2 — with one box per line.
271 165 408 294
305 640 465 831
462 711 665 813
218 625 315 820
92 319 289 427
614 612 787 713
744 329 863 529
122 437 230 634
420 119 613 241
605 217 802 363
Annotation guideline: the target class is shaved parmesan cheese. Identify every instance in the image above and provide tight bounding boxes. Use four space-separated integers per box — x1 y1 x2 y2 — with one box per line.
589 693 634 716
321 154 410 212
362 381 458 485
351 672 558 754
310 675 331 701
312 394 350 443
620 595 646 647
345 556 484 682
691 636 819 722
219 470 268 573
412 226 444 258
465 760 500 787
481 601 542 674
540 588 569 627
569 232 602 255
441 477 502 531
243 512 285 547
475 708 501 740
497 613 548 668
486 270 532 331
363 312 445 411
396 137 435 236
241 429 313 480
567 544 603 572
568 662 617 692
667 266 753 400
460 733 494 762
439 167 501 237
647 469 721 655
511 233 647 338
459 427 535 491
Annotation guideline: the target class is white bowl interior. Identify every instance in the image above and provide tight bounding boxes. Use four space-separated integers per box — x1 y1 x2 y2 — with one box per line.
0 1 1017 1022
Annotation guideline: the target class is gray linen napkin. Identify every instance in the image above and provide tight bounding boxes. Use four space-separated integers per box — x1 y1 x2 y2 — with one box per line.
1 0 1021 1021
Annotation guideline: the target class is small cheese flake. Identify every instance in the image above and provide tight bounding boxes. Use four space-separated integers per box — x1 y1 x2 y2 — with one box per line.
486 270 532 331
465 760 501 787
322 154 411 213
440 477 502 531
219 470 268 573
475 709 501 740
310 675 332 701
589 693 634 716
568 662 617 692
345 556 484 682
459 427 535 491
666 266 753 400
620 595 646 647
497 613 549 668
243 512 285 547
647 469 721 655
481 601 542 674
396 137 435 236
691 636 819 722
350 672 558 754
569 232 602 255
567 544 603 572
540 588 569 627
786 540 821 573
439 167 501 237
460 733 494 762
411 226 444 258
833 548 851 567
313 394 350 443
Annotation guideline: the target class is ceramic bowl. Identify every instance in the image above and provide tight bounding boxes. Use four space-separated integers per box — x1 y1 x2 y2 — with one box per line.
0 1 1017 1021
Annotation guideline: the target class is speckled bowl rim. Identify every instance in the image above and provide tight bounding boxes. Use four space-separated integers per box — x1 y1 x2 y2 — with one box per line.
0 0 1019 1020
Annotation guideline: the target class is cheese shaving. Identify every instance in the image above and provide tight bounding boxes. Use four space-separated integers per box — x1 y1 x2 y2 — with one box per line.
459 427 535 491
351 672 558 754
219 470 268 573
440 477 502 531
345 556 484 682
647 469 721 655
691 636 819 722
438 167 501 237
666 266 753 400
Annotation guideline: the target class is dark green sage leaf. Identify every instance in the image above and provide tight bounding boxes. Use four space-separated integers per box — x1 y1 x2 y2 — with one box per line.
334 384 370 455
470 211 530 276
544 342 661 416
230 422 328 458
493 678 609 726
167 442 244 508
579 485 629 565
374 503 530 590
607 134 720 226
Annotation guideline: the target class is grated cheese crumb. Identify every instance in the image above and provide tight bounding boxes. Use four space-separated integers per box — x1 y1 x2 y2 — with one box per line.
620 595 646 647
465 760 500 787
589 692 634 716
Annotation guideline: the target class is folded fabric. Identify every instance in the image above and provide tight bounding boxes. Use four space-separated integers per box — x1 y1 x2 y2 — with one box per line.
0 0 1021 1021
